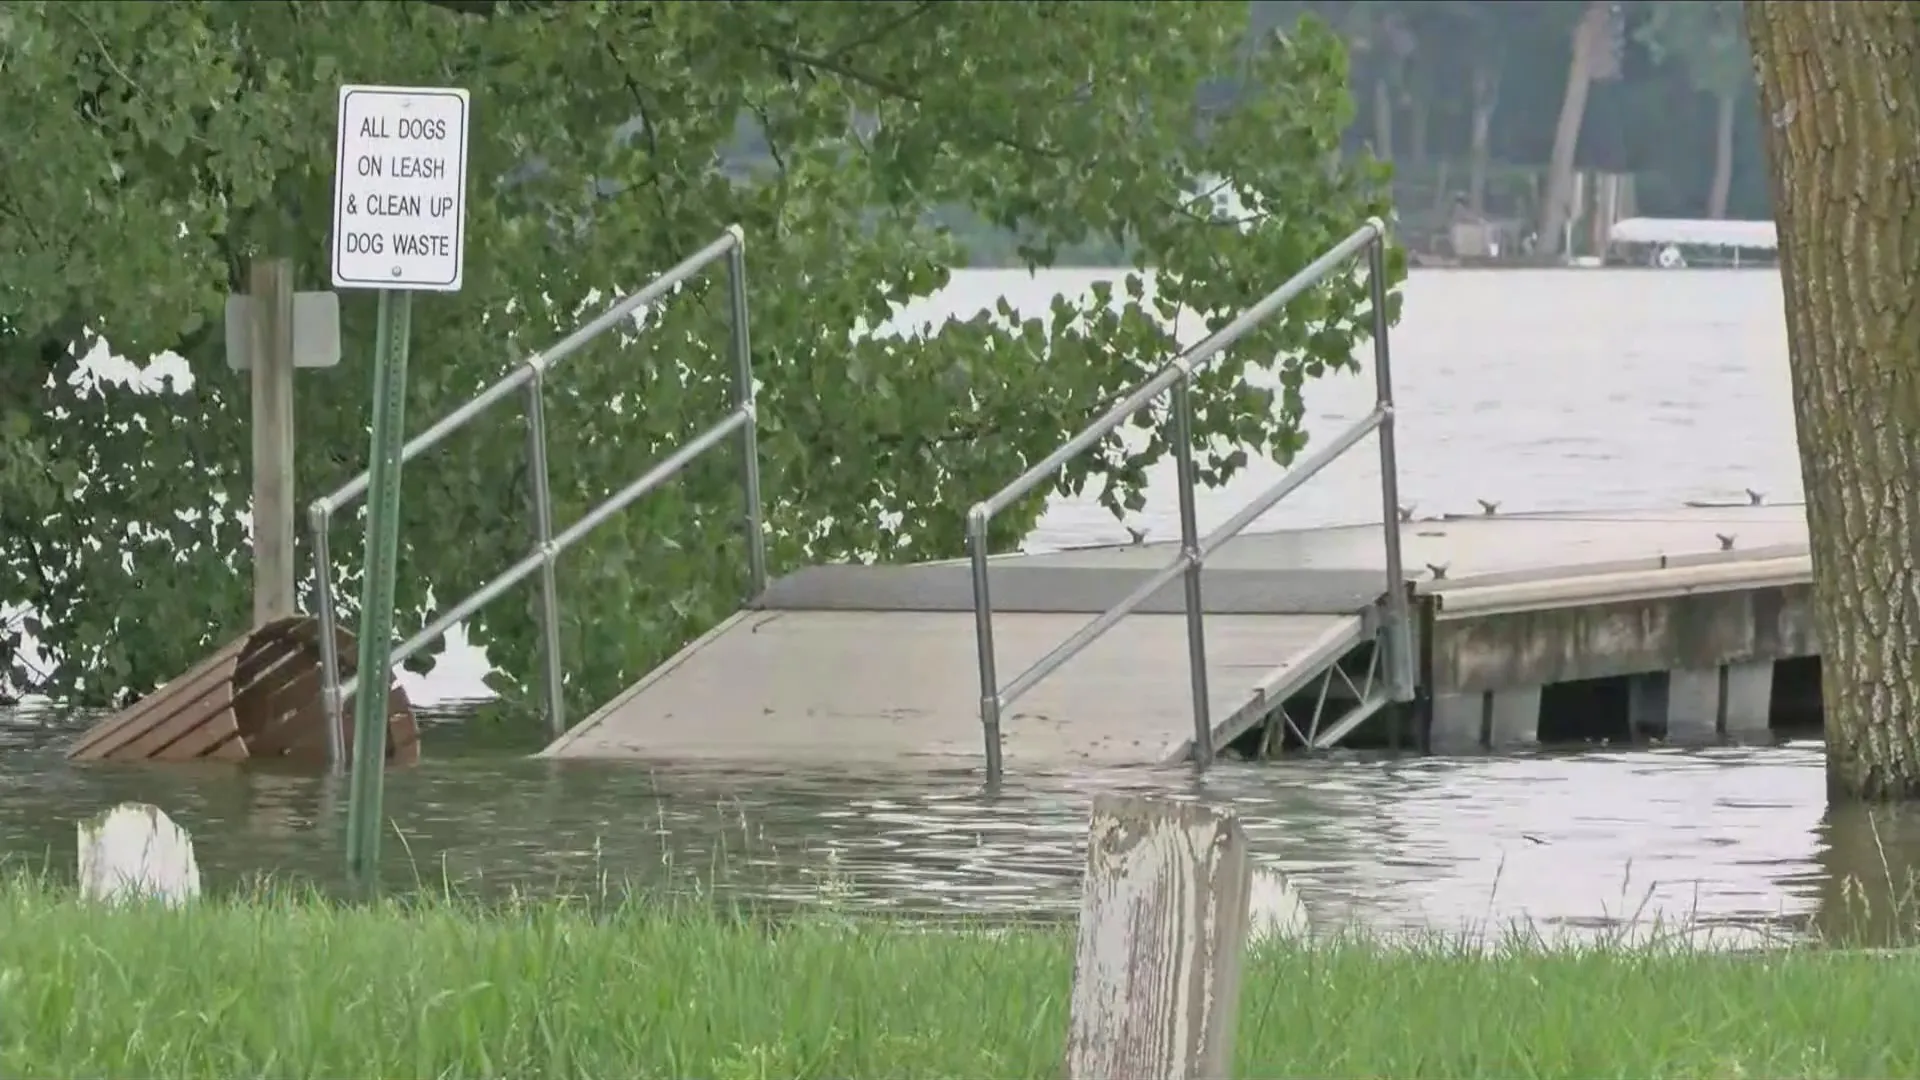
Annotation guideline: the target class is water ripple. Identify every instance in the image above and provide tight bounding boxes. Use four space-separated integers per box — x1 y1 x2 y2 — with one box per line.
0 721 1857 943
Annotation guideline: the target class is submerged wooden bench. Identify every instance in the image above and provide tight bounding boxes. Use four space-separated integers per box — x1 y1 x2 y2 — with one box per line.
67 616 419 767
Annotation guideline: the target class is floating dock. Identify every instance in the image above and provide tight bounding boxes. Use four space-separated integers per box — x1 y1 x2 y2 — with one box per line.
542 503 1814 770
277 219 1814 782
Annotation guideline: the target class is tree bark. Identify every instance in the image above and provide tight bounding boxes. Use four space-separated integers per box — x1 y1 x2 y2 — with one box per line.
1707 90 1736 219
1747 0 1920 801
1406 92 1428 166
1468 62 1499 215
1536 2 1610 258
1371 77 1394 161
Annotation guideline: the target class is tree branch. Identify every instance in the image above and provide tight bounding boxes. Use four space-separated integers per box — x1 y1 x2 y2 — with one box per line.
742 37 1062 160
824 2 941 60
601 38 678 243
743 97 789 181
419 0 554 17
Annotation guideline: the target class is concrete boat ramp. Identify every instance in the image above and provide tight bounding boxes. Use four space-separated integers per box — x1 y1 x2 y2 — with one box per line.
542 559 1384 771
543 503 1814 772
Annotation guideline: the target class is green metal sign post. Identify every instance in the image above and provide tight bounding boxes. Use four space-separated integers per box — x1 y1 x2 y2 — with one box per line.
330 83 473 893
344 288 412 885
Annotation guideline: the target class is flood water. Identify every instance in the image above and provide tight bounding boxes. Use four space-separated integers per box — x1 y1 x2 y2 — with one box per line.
10 267 1903 944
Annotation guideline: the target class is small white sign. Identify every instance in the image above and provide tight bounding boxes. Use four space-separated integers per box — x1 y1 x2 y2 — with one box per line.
331 84 471 292
224 291 342 370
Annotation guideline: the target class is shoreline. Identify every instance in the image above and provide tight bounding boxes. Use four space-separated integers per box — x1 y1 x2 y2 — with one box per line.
5 881 1917 1077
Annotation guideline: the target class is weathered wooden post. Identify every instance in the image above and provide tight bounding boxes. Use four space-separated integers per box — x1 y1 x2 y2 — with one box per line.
1066 795 1253 1080
226 258 341 627
76 803 201 906
248 258 297 627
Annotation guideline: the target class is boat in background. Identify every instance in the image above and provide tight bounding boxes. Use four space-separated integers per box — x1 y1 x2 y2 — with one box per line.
1605 217 1778 269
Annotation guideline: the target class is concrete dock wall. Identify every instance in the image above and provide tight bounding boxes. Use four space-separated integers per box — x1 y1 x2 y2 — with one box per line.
1423 583 1820 752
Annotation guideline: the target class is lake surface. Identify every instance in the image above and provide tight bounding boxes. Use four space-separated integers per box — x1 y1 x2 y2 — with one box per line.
11 266 1892 944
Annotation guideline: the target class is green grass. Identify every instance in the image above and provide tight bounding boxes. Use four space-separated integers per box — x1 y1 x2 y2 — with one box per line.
3 878 1919 1079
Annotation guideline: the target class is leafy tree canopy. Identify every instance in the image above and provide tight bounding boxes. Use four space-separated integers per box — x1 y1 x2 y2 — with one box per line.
0 0 1393 719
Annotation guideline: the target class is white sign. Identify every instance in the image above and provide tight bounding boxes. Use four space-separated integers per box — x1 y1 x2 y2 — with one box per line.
224 292 342 370
331 84 471 292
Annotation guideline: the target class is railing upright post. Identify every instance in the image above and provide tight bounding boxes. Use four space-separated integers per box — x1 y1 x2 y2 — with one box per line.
298 229 754 749
1171 375 1214 766
957 220 1408 775
1367 230 1415 702
311 505 346 774
727 231 769 600
525 372 567 739
967 507 1005 785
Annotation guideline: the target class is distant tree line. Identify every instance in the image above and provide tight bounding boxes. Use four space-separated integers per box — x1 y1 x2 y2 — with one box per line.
1253 2 1759 255
930 3 1760 266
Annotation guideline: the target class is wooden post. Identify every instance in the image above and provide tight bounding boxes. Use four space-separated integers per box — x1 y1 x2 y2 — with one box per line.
249 258 297 626
1066 795 1253 1080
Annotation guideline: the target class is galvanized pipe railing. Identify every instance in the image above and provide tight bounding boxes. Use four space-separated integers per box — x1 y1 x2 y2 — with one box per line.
964 217 1413 784
309 226 766 772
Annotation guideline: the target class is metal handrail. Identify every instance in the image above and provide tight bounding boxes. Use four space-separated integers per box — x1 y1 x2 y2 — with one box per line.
964 217 1414 783
308 226 766 771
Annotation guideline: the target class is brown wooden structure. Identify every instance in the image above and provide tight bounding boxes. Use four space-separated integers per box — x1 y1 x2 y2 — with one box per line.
67 616 420 767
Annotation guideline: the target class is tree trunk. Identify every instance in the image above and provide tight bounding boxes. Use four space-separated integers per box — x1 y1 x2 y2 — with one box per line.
1371 77 1394 161
1468 62 1499 215
1747 0 1920 802
1406 94 1428 166
1707 89 1736 219
1537 2 1609 257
